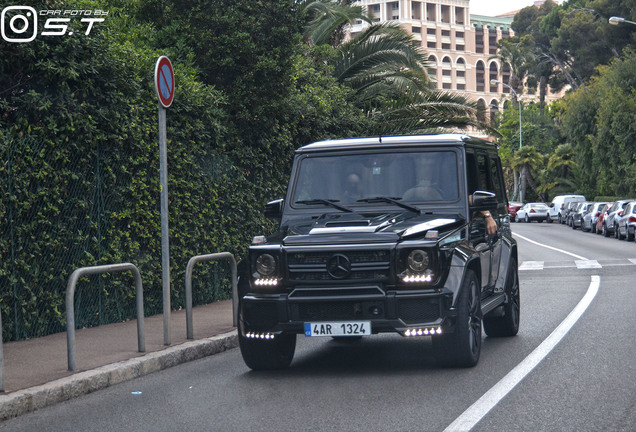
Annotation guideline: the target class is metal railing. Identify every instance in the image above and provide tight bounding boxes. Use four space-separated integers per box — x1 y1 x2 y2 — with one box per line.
185 252 238 339
66 263 145 371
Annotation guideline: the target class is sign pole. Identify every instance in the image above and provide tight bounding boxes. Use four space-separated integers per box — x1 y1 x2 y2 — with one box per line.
158 104 171 346
154 56 175 346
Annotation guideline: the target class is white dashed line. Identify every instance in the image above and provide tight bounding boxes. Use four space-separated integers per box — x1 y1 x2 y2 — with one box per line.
518 261 544 271
575 260 602 269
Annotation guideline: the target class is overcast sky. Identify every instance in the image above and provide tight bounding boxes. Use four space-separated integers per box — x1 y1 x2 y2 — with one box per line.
469 0 539 16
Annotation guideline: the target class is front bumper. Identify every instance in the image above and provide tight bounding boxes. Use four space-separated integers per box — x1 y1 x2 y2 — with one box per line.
240 286 456 336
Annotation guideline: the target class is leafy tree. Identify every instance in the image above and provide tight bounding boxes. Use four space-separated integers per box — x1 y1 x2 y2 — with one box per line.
557 49 636 198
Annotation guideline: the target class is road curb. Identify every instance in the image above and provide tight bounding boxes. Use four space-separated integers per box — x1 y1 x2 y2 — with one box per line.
0 331 238 421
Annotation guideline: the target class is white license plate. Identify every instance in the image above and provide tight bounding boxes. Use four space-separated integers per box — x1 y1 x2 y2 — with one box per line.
304 321 371 337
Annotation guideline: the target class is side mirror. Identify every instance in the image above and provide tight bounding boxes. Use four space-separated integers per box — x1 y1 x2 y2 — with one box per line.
470 190 498 211
264 199 284 219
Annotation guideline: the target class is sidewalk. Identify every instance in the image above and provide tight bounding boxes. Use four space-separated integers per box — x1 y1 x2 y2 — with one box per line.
0 300 237 421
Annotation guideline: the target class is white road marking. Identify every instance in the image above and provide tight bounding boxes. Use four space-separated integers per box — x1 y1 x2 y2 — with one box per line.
575 260 602 269
443 275 600 432
629 259 636 265
512 232 587 260
518 261 544 271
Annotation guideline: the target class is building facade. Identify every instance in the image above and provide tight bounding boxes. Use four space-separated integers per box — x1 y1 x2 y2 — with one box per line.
351 0 562 117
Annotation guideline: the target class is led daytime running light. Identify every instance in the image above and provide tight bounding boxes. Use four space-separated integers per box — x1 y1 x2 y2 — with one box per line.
245 332 276 340
403 327 442 337
254 278 279 286
402 274 433 283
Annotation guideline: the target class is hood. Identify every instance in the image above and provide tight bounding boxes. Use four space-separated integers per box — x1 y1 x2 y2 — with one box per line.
279 211 463 246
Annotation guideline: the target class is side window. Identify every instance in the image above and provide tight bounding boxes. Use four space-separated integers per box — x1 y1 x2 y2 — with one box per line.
488 156 505 203
476 153 490 191
465 151 478 195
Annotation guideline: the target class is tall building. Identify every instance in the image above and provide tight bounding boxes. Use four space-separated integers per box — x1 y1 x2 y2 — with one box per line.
351 0 563 118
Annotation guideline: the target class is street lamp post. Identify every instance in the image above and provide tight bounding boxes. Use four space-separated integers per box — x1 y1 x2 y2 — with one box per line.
609 16 636 26
491 79 523 202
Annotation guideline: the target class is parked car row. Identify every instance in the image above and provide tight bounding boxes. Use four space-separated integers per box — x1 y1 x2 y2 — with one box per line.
507 194 636 243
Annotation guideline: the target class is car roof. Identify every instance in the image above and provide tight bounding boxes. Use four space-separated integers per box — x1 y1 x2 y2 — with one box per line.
297 134 497 154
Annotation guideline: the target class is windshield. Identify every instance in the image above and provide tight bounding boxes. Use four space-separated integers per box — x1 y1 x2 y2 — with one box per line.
291 151 460 207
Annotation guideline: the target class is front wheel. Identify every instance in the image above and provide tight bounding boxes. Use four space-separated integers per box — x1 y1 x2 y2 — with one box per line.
525 215 529 223
238 308 296 371
433 270 482 368
603 224 610 237
484 258 520 337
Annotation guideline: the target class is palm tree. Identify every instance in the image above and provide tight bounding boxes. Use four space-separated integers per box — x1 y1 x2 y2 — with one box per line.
513 146 545 201
489 37 534 103
548 144 576 179
302 0 492 135
303 0 369 47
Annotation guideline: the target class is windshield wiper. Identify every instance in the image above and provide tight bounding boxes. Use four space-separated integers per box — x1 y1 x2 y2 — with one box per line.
357 196 420 214
295 199 353 213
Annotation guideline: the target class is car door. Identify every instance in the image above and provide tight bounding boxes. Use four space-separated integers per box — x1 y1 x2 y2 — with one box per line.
486 154 505 287
466 151 490 292
469 151 503 291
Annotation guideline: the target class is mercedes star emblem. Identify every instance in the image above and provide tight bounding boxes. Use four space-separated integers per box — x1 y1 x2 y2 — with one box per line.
327 254 352 279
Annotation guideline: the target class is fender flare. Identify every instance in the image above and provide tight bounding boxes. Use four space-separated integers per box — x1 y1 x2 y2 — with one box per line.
445 247 481 308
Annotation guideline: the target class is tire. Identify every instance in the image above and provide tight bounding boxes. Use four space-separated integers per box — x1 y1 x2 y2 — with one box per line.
591 224 596 234
547 216 553 223
484 258 520 338
538 219 543 223
238 308 296 370
627 229 634 242
603 224 610 237
433 270 482 368
617 226 624 240
615 226 620 239
558 214 562 224
525 215 529 223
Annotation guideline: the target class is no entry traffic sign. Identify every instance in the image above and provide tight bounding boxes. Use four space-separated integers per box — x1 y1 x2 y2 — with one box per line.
154 56 175 108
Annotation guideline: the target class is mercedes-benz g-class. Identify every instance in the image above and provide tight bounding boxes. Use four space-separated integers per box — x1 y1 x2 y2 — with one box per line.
237 134 520 369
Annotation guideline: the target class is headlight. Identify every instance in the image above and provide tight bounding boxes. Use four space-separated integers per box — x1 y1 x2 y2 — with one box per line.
407 249 429 272
398 247 437 285
256 254 276 276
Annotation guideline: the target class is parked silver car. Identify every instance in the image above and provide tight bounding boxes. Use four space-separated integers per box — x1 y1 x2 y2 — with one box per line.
572 202 594 230
516 202 549 223
616 201 636 241
582 202 608 233
603 199 635 238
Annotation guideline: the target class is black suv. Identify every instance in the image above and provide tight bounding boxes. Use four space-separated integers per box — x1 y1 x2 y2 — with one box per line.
237 134 520 369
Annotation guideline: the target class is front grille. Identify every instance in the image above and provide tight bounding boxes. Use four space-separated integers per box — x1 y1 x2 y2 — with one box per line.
287 250 391 283
398 298 440 324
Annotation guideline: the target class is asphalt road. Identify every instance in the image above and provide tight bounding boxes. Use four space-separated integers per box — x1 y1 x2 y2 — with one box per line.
3 221 635 432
